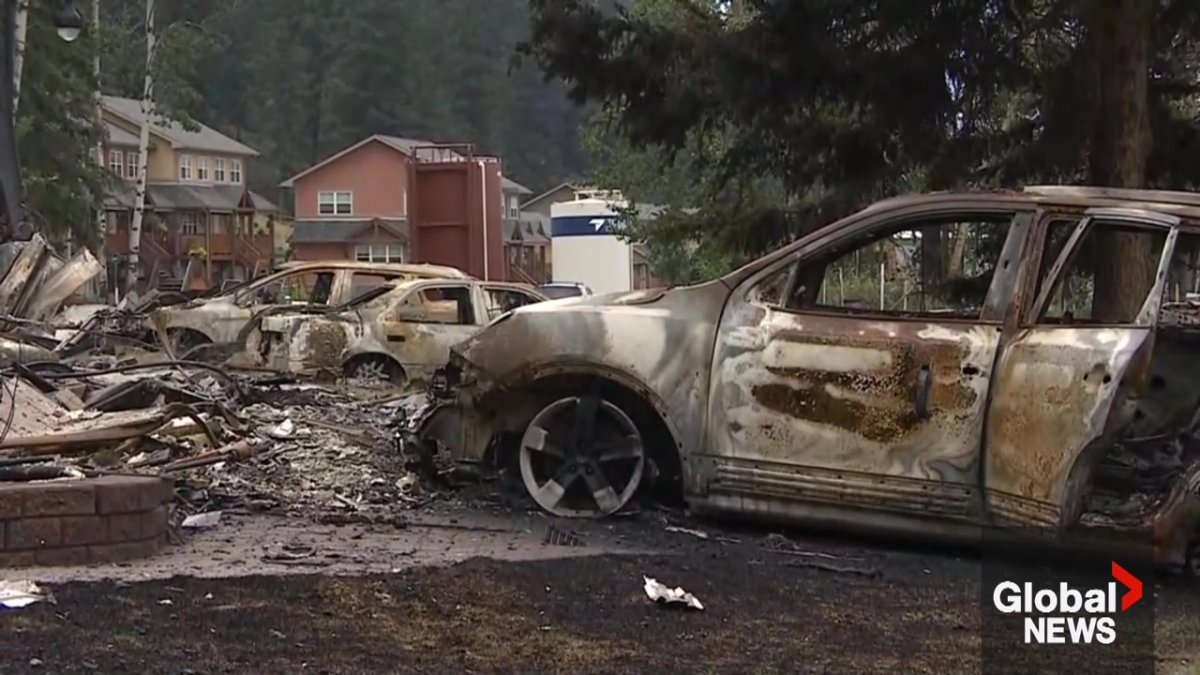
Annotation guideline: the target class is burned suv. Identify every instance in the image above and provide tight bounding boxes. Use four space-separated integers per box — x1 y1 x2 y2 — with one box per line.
403 186 1200 572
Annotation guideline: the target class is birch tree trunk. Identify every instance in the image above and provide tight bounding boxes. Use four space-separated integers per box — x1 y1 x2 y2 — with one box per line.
127 0 155 294
95 0 107 299
12 0 26 111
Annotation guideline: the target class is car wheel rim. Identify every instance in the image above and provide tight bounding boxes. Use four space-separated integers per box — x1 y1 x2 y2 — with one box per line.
519 396 645 517
353 360 387 381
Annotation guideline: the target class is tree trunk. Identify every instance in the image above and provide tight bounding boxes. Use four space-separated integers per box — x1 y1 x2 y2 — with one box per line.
94 0 107 300
127 0 155 295
1086 0 1158 323
12 0 26 111
947 223 969 279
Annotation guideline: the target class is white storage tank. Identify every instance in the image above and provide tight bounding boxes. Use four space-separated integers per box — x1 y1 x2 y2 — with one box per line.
550 190 631 296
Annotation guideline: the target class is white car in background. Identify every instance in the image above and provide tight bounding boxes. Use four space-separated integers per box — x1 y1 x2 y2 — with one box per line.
537 282 594 300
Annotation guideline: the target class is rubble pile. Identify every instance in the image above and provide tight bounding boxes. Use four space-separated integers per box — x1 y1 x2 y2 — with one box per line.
184 386 421 517
0 235 424 532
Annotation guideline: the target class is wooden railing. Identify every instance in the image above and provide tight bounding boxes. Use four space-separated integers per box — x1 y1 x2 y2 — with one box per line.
507 260 547 285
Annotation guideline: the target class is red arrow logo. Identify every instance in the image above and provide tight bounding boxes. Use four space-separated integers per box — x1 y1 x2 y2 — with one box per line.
1112 561 1142 611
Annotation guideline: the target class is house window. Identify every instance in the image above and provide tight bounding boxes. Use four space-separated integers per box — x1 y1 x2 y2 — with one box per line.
179 154 192 180
755 215 1011 319
179 211 200 235
124 152 139 179
108 149 123 175
214 158 226 182
197 157 209 181
318 191 353 216
230 159 242 183
354 244 405 263
210 213 231 234
508 196 519 218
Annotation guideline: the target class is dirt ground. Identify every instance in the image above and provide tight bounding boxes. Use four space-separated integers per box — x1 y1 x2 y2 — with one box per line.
2 509 1198 674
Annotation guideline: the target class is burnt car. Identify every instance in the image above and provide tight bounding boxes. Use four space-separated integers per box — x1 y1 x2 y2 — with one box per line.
404 186 1200 572
150 261 470 354
241 278 547 385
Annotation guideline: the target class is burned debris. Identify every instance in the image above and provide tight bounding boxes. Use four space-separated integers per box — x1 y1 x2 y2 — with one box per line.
0 239 480 569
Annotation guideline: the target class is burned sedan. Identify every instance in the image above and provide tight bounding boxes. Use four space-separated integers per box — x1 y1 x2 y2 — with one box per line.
404 186 1200 571
150 261 470 356
242 278 547 385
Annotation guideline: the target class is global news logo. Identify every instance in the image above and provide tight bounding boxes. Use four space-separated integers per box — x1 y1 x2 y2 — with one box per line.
991 562 1143 645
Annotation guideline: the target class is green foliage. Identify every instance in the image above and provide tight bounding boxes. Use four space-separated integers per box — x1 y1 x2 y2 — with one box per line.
18 0 108 246
19 0 592 249
108 0 593 199
523 0 1200 285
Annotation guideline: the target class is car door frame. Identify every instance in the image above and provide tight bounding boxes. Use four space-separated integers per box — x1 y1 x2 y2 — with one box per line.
699 201 1035 527
377 279 483 380
982 207 1180 530
480 283 547 321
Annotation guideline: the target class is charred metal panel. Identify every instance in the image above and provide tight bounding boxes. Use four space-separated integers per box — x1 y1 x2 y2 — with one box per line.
985 328 1150 527
25 249 103 321
705 296 1000 518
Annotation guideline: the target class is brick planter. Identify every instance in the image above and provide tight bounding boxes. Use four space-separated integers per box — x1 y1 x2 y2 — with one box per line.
0 475 173 568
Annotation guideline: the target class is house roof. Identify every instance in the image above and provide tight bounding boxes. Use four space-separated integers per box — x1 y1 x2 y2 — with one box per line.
147 183 247 211
503 215 550 244
292 218 410 244
104 121 151 148
248 190 280 213
103 183 277 214
101 95 259 157
103 181 137 209
280 134 470 188
520 181 587 211
502 176 533 195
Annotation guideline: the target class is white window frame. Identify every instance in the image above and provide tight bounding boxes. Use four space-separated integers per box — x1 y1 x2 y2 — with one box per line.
353 244 405 263
214 157 226 182
179 211 199 235
508 195 519 218
108 149 123 175
196 157 210 181
179 154 192 181
230 158 242 183
124 151 139 179
318 191 353 216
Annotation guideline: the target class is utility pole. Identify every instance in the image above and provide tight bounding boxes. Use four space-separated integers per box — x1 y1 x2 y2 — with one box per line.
0 1 83 242
126 0 153 294
0 0 27 238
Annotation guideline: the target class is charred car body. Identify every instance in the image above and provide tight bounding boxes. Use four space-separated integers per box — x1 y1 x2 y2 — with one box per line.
151 261 470 355
403 186 1200 571
240 278 547 384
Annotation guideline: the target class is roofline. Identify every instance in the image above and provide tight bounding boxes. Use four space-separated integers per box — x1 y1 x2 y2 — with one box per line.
502 177 534 195
103 109 173 147
520 181 586 210
280 135 415 188
101 101 261 158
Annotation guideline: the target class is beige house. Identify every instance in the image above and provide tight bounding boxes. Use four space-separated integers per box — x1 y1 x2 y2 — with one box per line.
100 95 284 291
